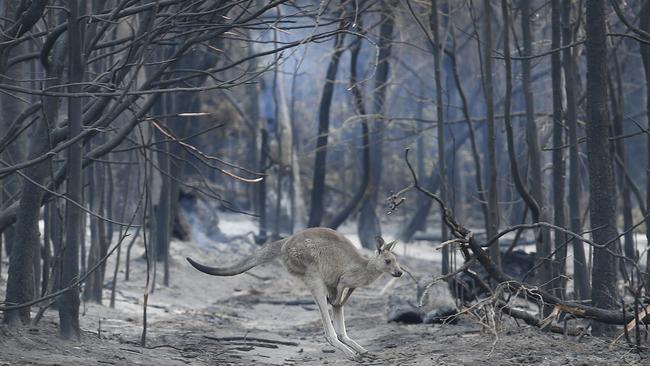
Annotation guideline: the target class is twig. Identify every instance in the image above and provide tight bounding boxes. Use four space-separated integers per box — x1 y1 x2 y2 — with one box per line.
203 335 298 347
418 258 477 307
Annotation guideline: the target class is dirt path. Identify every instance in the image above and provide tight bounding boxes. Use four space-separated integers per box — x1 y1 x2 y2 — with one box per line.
0 237 646 365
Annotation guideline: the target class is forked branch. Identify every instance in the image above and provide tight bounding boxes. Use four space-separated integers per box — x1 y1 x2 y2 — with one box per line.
399 149 639 326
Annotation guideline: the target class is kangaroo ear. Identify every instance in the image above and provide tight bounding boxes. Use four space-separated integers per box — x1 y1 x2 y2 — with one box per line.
375 236 385 252
385 240 398 252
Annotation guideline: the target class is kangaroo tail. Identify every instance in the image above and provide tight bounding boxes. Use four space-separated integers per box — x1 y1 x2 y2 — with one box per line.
186 238 285 276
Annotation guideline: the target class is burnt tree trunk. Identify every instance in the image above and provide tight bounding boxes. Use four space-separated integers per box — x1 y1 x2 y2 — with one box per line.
641 0 650 291
59 0 83 339
307 27 346 227
430 0 449 275
450 25 488 232
3 81 56 324
257 129 269 243
521 0 552 288
0 0 43 260
481 0 501 267
84 161 106 303
155 128 171 289
585 0 618 336
3 26 64 326
551 0 567 298
328 27 370 230
563 0 590 300
358 4 393 249
608 56 634 267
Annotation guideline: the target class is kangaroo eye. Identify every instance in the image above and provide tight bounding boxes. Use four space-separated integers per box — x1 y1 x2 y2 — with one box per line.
385 259 391 264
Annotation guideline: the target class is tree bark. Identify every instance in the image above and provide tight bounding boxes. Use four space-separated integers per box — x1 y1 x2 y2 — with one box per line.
481 0 501 267
641 0 650 292
84 161 104 303
3 93 53 325
3 26 65 327
155 131 171 281
449 26 488 232
585 0 618 336
256 128 269 243
288 83 306 231
59 0 83 339
608 56 634 266
563 0 590 300
41 202 51 297
49 202 63 300
521 0 552 289
430 0 449 274
551 0 567 298
358 4 393 249
0 1 32 262
307 27 346 228
328 30 370 230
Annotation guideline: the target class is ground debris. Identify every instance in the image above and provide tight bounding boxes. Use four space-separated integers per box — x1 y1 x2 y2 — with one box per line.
0 234 643 365
203 335 299 347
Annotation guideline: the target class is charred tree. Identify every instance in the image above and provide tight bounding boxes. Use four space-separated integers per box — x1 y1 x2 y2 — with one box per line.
430 0 449 274
358 3 394 249
257 129 269 243
563 0 590 300
585 0 618 336
520 0 552 289
641 0 650 291
481 0 501 267
608 55 634 267
551 0 567 298
3 17 62 326
155 130 172 288
307 26 346 228
0 1 37 259
84 160 108 303
328 25 370 230
59 0 83 340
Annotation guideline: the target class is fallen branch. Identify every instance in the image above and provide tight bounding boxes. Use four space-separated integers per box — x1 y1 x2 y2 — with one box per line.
498 301 585 336
398 149 635 326
249 298 314 306
203 335 299 347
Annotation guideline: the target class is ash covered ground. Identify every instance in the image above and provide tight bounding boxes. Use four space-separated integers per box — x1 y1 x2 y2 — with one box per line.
0 215 645 365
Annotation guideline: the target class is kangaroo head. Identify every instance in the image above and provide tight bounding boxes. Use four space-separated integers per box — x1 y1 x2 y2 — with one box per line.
371 236 403 278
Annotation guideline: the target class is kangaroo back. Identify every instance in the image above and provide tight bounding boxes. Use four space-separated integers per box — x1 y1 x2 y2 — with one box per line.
187 238 285 276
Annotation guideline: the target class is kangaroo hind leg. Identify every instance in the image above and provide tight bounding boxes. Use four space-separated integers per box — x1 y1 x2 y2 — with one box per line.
332 305 368 355
304 278 361 361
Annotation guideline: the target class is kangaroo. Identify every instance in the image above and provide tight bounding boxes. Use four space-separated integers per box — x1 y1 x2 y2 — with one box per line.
186 227 403 360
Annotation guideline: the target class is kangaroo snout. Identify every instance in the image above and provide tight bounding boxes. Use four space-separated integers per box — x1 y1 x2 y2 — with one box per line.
391 270 403 278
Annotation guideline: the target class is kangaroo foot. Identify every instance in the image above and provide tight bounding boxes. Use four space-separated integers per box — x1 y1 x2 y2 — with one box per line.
336 344 363 362
338 335 368 355
325 334 361 361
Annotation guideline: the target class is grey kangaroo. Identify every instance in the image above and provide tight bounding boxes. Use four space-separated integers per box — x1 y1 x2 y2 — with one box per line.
186 227 403 360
